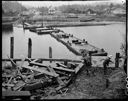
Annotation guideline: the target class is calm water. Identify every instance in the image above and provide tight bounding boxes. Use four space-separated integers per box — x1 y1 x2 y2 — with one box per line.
59 23 125 60
2 23 125 62
2 27 77 59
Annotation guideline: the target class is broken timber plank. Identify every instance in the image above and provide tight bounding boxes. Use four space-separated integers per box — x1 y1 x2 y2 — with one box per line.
7 55 16 68
30 62 75 73
22 65 58 77
53 66 75 73
56 62 68 68
22 82 43 91
30 61 48 68
75 63 84 74
2 91 31 100
2 58 82 63
34 73 45 79
2 83 15 87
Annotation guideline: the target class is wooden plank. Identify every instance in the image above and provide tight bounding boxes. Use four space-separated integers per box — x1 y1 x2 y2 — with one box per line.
22 65 58 77
7 55 16 68
30 62 75 73
56 63 68 68
75 63 84 74
91 52 108 56
2 83 15 87
22 82 43 91
30 59 39 63
34 73 45 79
53 66 75 73
2 91 31 97
30 61 47 68
2 58 82 63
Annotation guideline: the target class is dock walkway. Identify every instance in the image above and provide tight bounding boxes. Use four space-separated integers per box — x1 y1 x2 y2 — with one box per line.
50 31 107 56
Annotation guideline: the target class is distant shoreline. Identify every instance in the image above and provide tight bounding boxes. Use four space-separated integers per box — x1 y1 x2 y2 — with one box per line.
40 21 125 27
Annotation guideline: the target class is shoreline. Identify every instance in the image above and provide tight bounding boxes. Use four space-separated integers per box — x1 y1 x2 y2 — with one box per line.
41 21 125 27
12 20 125 28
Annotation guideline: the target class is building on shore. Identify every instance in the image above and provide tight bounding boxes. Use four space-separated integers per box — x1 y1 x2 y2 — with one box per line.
48 6 55 15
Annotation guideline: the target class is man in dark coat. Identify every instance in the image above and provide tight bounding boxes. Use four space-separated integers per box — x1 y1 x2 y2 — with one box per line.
103 55 113 75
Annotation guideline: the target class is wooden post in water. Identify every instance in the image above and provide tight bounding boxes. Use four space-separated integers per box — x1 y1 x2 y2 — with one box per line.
28 38 32 58
49 47 52 63
115 53 120 68
10 37 14 58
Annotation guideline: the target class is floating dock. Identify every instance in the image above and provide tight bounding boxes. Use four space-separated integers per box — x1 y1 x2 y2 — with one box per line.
50 31 107 56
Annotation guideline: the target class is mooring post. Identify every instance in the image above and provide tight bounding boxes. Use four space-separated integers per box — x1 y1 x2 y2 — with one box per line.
28 38 32 58
49 47 52 63
23 20 25 29
10 37 14 58
115 53 120 68
64 61 68 66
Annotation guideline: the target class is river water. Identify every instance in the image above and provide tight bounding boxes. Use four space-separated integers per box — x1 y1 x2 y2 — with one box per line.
59 23 125 59
2 23 125 64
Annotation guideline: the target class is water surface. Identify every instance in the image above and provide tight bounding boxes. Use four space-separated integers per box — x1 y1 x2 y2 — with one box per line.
2 23 125 63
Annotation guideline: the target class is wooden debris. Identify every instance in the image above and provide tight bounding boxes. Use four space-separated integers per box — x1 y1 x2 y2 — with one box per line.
56 62 68 68
22 82 43 91
34 73 45 79
75 63 84 73
22 65 59 77
2 57 84 99
2 91 31 100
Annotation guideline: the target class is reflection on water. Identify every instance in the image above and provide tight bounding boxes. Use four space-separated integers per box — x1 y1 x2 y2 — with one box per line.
2 23 125 62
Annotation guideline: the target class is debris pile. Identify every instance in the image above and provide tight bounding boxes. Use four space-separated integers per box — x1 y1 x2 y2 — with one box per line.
2 57 83 100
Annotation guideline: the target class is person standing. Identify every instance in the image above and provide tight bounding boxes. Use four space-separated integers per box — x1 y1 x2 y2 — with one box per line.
103 55 113 75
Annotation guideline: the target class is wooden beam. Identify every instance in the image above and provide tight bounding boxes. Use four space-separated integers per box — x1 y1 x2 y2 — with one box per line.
53 66 75 73
29 62 75 73
7 55 16 68
75 63 84 73
2 58 82 63
2 91 31 99
56 62 68 68
30 61 47 68
22 65 58 77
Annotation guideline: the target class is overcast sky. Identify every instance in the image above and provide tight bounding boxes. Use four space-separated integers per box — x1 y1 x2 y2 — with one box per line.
19 0 125 8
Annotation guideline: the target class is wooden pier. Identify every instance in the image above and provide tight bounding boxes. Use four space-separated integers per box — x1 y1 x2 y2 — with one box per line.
50 31 107 56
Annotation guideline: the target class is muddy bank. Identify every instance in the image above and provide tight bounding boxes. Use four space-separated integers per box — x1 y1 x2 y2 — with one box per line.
42 66 127 99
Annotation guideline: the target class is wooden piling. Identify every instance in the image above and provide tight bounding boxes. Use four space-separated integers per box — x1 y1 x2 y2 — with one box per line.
64 61 68 65
115 53 120 68
49 47 52 63
28 38 32 58
49 47 52 58
23 20 25 29
10 37 14 58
